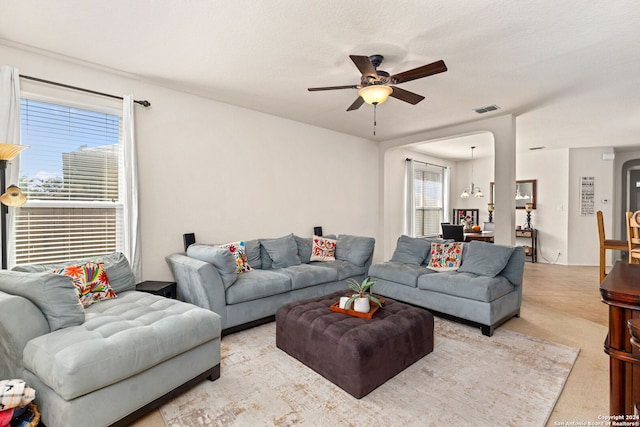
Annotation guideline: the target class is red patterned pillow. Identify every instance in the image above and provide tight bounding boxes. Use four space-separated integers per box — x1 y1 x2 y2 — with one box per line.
52 261 117 307
310 236 337 262
426 242 464 271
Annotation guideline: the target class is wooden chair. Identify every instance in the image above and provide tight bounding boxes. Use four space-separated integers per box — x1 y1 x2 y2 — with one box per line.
626 211 640 264
598 210 627 282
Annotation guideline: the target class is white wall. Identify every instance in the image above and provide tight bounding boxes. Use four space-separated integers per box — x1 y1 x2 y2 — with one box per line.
567 147 615 265
515 149 569 264
2 44 380 280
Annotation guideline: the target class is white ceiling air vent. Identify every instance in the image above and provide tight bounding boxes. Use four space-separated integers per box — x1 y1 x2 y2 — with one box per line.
473 105 500 114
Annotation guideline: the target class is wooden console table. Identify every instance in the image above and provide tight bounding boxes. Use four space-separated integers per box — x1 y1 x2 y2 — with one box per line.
515 228 537 263
600 262 640 416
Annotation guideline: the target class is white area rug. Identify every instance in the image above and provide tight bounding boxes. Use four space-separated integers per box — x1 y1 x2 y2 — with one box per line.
161 319 579 427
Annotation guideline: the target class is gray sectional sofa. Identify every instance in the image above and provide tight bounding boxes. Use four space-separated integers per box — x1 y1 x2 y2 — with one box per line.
165 233 375 333
1 253 222 427
368 236 525 336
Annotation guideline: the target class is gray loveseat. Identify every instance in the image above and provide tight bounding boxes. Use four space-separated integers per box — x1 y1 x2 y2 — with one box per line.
368 236 525 336
165 233 375 333
1 253 222 427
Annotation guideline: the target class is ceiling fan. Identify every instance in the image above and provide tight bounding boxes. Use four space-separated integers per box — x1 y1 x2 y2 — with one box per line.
308 54 447 111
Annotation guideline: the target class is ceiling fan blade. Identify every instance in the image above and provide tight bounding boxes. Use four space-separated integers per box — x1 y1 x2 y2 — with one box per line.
347 97 365 111
391 60 447 84
389 86 425 105
349 55 377 78
308 85 359 91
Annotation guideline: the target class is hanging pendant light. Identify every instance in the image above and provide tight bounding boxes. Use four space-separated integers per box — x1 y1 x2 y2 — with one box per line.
460 146 484 198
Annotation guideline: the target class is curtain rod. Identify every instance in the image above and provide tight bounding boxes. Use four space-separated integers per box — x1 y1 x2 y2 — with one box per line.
20 75 151 107
405 158 447 169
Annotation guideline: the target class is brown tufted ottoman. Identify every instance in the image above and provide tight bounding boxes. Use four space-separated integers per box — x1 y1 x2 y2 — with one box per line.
275 290 434 398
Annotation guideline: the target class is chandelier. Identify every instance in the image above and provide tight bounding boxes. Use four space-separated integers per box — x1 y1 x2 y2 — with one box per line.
460 146 484 198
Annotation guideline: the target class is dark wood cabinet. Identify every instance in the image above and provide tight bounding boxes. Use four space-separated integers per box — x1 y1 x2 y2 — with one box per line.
600 262 640 416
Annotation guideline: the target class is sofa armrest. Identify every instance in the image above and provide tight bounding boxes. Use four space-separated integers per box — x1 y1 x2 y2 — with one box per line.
165 253 227 324
0 291 49 379
501 246 525 287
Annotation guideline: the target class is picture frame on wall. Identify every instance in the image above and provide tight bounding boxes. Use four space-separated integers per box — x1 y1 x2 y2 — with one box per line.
580 176 595 215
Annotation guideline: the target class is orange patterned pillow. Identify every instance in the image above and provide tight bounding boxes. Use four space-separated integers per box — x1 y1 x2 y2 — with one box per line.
52 261 117 307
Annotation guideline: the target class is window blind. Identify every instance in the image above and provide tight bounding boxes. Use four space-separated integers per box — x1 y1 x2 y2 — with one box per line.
412 163 445 237
16 98 123 265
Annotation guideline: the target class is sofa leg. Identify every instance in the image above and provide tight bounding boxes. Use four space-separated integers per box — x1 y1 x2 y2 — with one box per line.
481 325 494 337
514 310 521 318
207 364 221 381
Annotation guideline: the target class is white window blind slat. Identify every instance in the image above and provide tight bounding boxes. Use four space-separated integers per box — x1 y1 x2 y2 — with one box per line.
412 164 445 237
15 98 123 266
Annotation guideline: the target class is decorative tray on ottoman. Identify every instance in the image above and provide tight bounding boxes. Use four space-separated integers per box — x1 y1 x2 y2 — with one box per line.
330 299 384 319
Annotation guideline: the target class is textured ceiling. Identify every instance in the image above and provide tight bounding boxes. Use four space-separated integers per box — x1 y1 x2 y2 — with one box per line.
1 0 639 159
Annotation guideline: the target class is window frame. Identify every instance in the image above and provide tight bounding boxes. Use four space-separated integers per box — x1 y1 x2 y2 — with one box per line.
14 92 125 266
407 160 449 238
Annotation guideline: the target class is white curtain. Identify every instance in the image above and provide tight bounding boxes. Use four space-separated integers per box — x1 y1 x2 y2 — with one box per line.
406 159 415 236
0 66 22 268
122 95 141 281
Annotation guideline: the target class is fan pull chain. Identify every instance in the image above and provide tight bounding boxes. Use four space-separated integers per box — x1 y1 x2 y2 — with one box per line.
373 103 377 136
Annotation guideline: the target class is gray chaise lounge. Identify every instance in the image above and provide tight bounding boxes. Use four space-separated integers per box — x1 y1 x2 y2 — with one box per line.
1 253 221 427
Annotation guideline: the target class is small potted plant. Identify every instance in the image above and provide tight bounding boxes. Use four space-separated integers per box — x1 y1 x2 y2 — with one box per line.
344 277 383 313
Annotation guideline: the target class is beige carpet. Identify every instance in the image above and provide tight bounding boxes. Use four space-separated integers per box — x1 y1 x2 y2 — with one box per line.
160 317 579 427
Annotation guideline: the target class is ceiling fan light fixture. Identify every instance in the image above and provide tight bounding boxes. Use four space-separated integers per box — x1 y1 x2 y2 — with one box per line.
358 85 393 105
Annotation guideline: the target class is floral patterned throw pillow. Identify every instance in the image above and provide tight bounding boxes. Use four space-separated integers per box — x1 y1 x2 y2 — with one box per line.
52 261 117 307
426 242 464 271
310 236 337 262
219 241 253 273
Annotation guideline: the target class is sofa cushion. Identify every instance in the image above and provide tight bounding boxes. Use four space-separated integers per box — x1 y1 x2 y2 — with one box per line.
187 244 238 289
335 235 375 267
417 271 515 302
260 234 301 269
390 235 432 265
368 261 432 288
458 241 515 278
294 236 313 264
225 269 292 304
51 261 117 307
13 252 136 294
276 264 339 290
309 260 366 280
0 271 85 332
22 291 221 400
245 239 262 270
426 242 464 271
310 236 337 262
